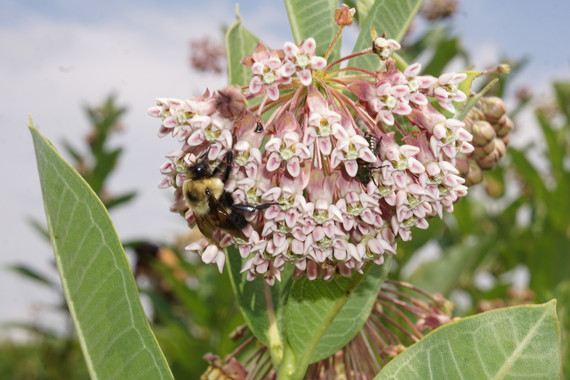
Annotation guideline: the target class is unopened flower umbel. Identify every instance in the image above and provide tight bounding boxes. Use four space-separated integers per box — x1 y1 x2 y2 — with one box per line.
148 32 473 284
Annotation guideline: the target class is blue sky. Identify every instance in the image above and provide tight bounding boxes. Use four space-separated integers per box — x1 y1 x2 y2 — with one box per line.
1 0 569 336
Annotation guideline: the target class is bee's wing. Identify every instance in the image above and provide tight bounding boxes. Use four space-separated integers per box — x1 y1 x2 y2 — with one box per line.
197 191 247 241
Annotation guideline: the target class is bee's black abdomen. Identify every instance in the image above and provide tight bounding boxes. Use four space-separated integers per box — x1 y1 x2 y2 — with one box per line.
219 191 235 207
229 211 248 229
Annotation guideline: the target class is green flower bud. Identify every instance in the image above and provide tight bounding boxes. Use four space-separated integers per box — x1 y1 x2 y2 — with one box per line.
465 162 483 186
477 150 500 170
479 97 506 123
495 116 514 137
471 120 496 146
494 138 506 159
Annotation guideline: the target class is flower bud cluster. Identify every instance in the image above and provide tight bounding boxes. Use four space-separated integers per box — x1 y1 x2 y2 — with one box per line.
150 34 477 283
456 97 513 185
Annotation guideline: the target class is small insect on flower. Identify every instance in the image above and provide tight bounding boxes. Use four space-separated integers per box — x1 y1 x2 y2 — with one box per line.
183 151 273 241
356 133 385 186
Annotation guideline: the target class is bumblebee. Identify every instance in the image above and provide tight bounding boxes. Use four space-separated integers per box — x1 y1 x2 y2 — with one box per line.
356 133 385 186
182 151 271 241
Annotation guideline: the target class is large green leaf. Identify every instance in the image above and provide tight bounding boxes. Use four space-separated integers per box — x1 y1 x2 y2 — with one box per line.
29 121 173 380
226 14 260 86
375 301 561 380
226 246 291 359
284 0 340 61
284 258 390 375
349 0 423 72
356 0 376 24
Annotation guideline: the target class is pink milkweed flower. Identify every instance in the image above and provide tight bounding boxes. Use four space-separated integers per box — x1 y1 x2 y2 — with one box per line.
186 238 226 273
150 28 490 283
282 38 327 86
371 82 412 125
241 42 290 101
431 118 474 159
432 72 468 113
393 63 437 106
305 86 343 156
330 125 378 177
265 112 311 177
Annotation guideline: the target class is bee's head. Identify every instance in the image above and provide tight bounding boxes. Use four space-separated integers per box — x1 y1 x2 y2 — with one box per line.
187 160 211 180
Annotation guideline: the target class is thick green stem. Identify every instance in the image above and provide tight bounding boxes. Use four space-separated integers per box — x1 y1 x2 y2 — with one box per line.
265 282 284 366
276 344 298 380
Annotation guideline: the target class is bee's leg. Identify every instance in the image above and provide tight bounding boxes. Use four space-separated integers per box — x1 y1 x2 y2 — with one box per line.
370 165 388 187
211 151 234 182
232 203 276 213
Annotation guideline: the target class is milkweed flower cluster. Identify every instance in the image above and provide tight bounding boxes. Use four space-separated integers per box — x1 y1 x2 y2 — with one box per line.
149 29 474 284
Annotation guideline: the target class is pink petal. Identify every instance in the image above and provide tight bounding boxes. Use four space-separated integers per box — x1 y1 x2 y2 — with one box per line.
283 42 299 57
409 92 428 105
285 210 298 228
319 137 332 155
394 102 412 115
202 245 219 264
387 39 401 50
400 144 420 157
280 61 297 77
404 63 422 77
393 171 408 188
267 83 280 101
301 38 316 55
379 111 394 126
453 90 467 102
266 152 282 172
147 106 162 117
187 130 205 146
216 253 226 273
433 123 447 140
307 261 318 280
264 205 280 219
391 84 410 97
265 137 282 152
249 76 263 94
334 248 347 261
408 157 426 174
298 69 313 86
310 56 327 70
360 148 377 162
440 101 456 114
267 57 282 71
162 116 178 129
417 75 437 88
456 127 473 141
434 87 448 101
460 141 475 154
287 157 301 177
273 233 287 249
252 62 265 75
345 160 358 177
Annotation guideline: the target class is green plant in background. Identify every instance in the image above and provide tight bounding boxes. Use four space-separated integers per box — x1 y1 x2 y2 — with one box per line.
24 1 566 379
4 96 245 379
2 96 134 379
